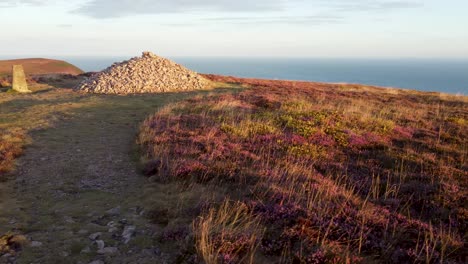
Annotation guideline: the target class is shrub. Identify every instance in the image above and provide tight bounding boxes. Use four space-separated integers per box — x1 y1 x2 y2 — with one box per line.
139 80 467 263
0 130 25 177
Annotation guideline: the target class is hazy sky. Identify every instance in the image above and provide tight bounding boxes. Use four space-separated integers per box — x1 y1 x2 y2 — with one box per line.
1 0 467 58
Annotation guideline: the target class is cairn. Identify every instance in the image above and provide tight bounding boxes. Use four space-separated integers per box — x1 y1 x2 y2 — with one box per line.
75 52 210 94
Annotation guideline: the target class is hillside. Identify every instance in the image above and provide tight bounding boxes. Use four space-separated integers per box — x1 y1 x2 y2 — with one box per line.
0 74 466 263
0 58 83 77
139 75 467 263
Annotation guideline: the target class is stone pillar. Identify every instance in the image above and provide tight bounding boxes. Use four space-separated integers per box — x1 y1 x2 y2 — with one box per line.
12 65 31 93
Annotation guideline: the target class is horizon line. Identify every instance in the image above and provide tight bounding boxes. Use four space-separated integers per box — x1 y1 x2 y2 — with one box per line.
1 55 468 60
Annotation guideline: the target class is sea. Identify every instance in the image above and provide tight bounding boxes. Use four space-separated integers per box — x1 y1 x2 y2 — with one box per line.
28 57 468 95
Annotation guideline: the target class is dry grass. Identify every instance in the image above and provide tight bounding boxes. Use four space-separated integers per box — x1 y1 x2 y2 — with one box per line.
139 77 467 263
0 81 90 178
0 129 26 177
194 200 262 264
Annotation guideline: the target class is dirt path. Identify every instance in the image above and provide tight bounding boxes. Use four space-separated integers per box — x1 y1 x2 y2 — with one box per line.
0 87 237 264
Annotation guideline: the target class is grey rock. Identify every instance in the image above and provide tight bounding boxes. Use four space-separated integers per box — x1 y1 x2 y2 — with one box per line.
97 247 118 255
77 229 89 235
64 216 75 223
105 206 121 216
89 232 102 241
122 225 136 244
142 247 162 256
89 260 104 264
108 227 119 233
81 246 91 254
30 241 43 247
95 240 105 250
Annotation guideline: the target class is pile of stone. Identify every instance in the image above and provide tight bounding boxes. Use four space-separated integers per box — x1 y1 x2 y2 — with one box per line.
75 52 211 94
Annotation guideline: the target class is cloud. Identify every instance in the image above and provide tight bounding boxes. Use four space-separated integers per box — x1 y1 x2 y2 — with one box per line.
199 15 345 25
71 0 422 19
57 24 73 28
321 0 422 12
0 0 44 8
73 0 287 18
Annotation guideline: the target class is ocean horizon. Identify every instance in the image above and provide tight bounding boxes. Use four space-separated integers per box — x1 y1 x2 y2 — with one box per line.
2 56 467 95
70 57 468 95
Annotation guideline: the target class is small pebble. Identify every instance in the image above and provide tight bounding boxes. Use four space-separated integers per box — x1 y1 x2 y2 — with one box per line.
81 246 91 254
95 240 105 250
30 241 43 247
89 232 102 241
89 260 104 264
97 247 118 255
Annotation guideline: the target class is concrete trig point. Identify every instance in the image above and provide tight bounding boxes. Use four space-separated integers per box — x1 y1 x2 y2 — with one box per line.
12 65 31 93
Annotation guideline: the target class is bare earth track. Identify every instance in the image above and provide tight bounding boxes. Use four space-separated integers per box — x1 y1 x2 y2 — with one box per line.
0 80 240 263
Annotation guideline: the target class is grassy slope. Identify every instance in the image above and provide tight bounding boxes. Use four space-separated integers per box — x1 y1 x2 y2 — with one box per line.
0 58 83 77
139 76 467 263
0 77 242 262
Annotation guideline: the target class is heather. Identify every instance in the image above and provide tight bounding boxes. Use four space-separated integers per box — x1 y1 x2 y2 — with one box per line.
139 79 467 263
0 130 25 177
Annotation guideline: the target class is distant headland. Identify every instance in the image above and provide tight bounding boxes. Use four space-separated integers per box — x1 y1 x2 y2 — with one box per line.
0 58 83 76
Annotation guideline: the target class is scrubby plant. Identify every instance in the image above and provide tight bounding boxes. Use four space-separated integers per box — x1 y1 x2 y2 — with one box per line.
139 79 467 263
0 129 25 177
194 200 262 264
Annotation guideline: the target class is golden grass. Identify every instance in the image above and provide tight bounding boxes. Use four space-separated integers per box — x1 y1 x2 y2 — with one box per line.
194 200 262 264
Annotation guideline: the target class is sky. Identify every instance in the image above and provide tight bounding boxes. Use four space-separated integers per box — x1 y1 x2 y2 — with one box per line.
0 0 467 58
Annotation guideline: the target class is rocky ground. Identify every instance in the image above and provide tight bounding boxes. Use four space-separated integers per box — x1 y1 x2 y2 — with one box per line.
6 107 163 263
